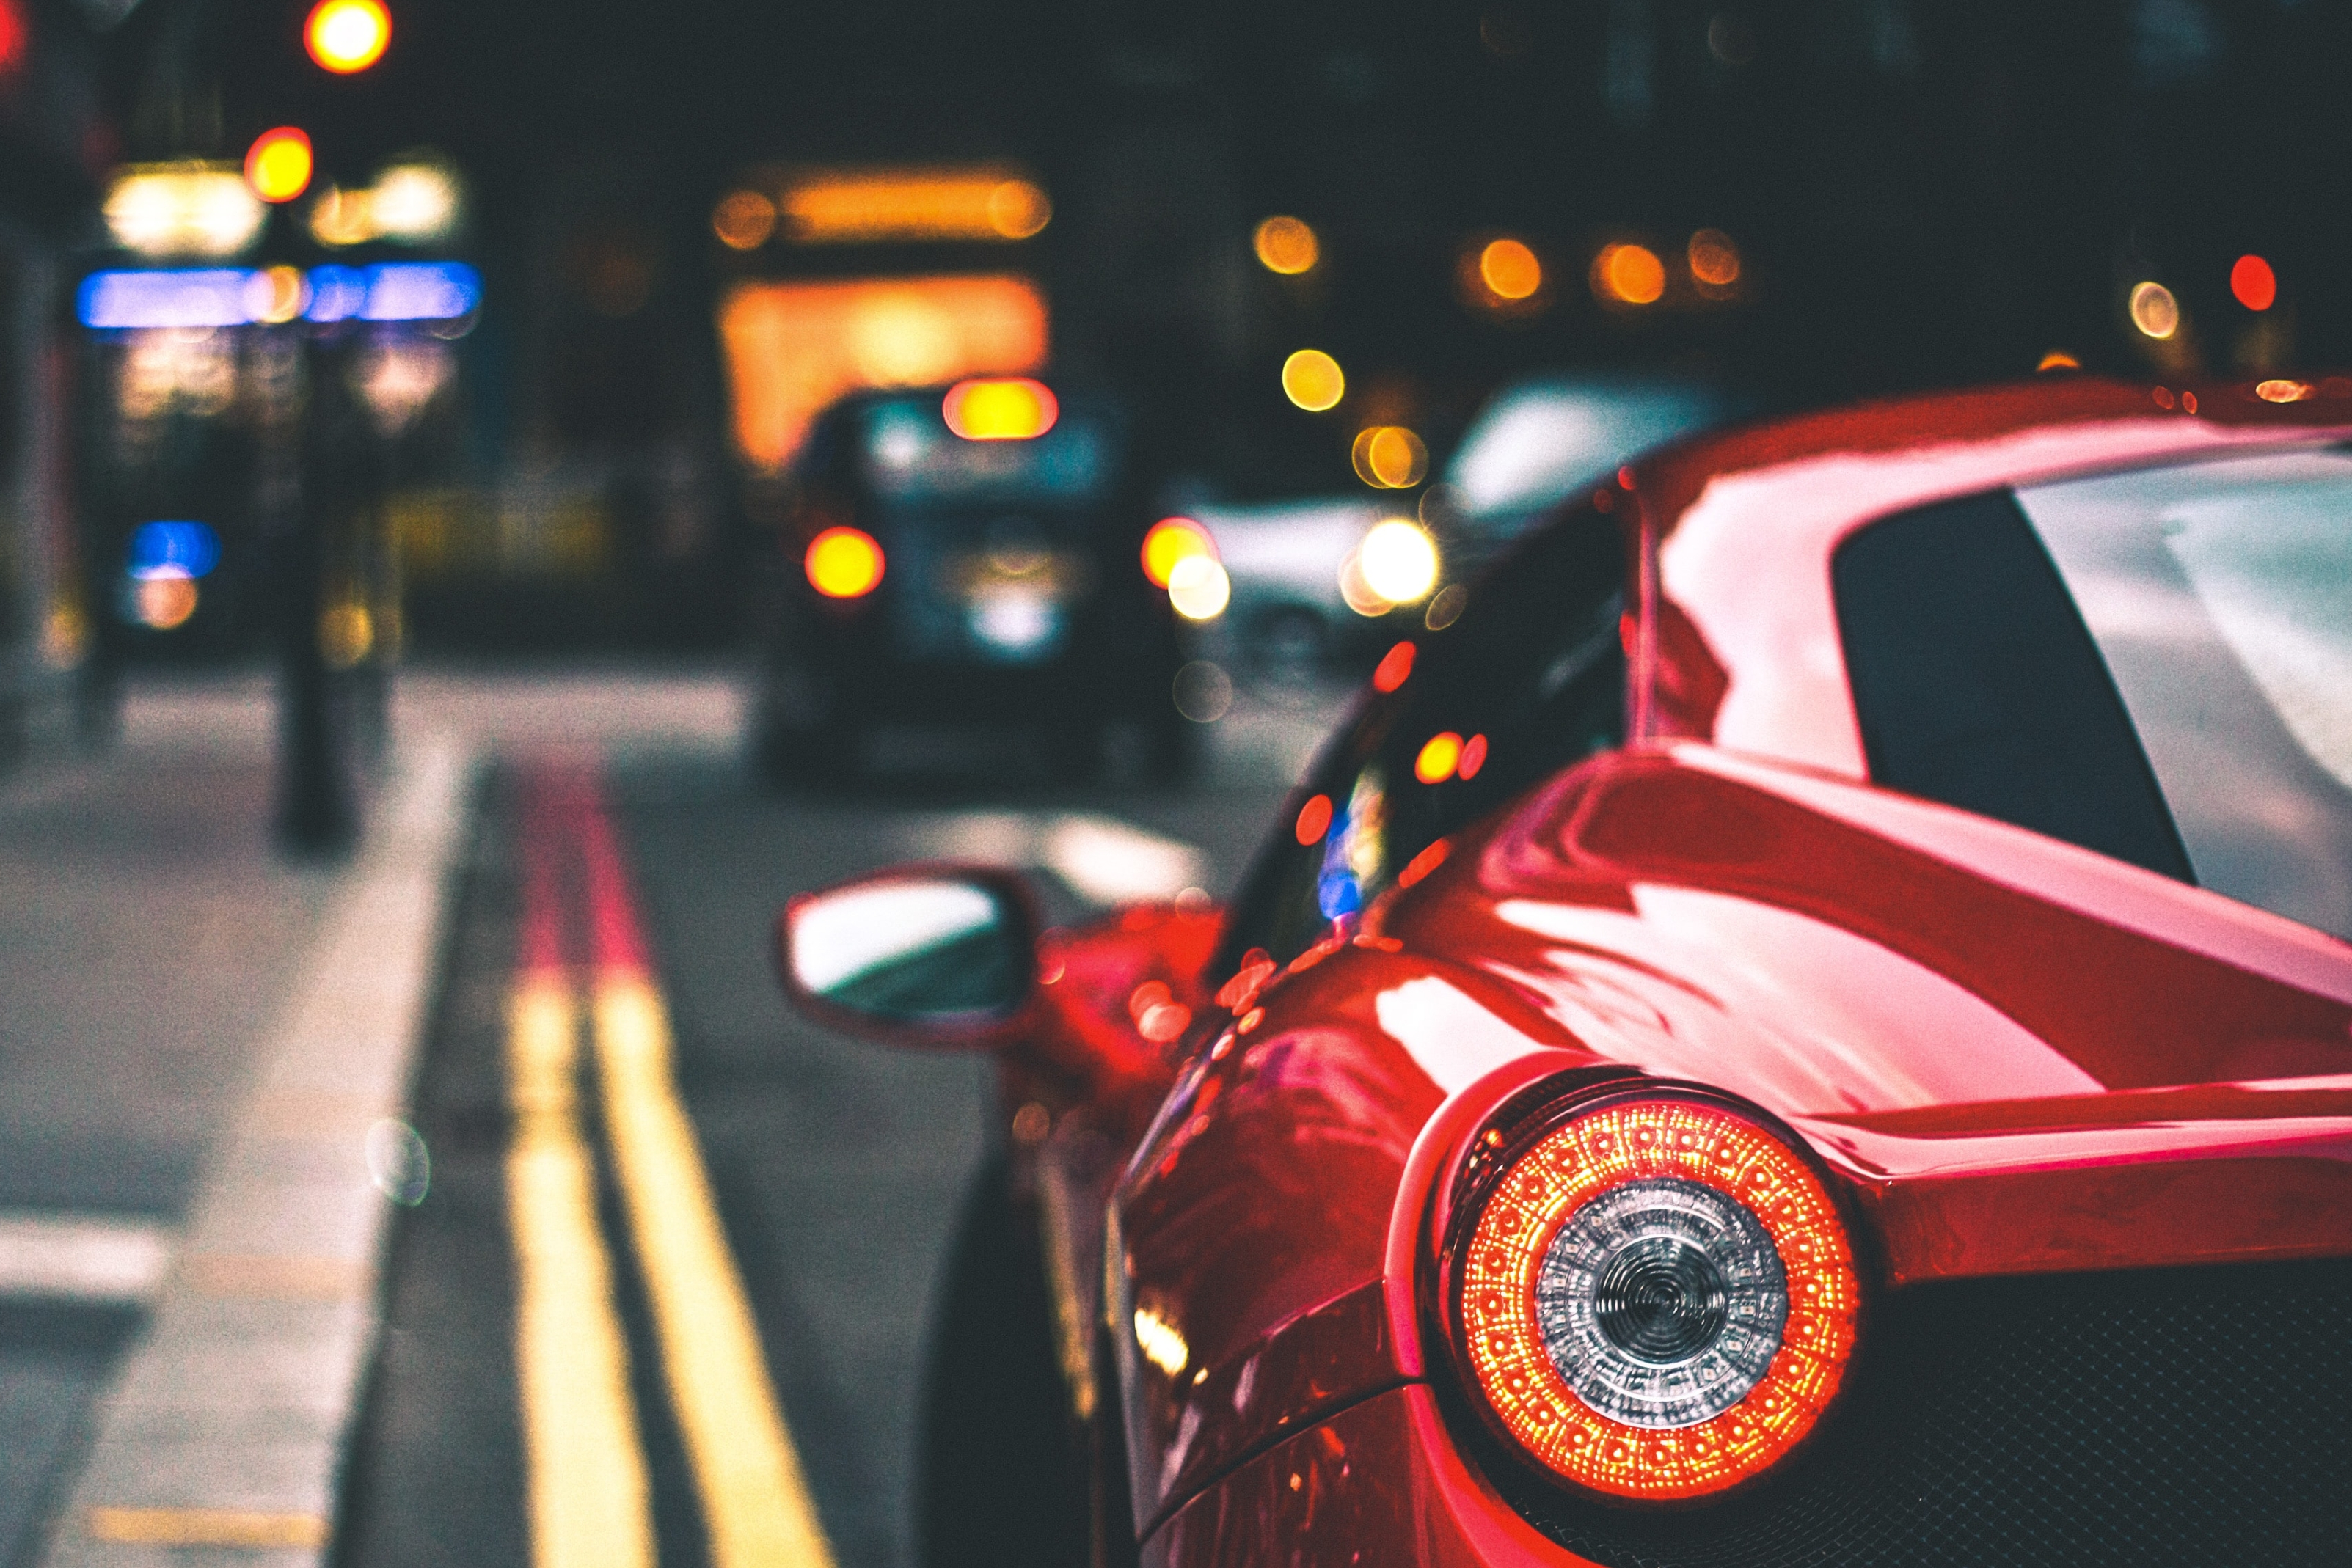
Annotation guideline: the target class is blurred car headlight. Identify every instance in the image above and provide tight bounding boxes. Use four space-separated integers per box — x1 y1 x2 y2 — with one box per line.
1444 1086 1860 1502
1166 556 1230 620
1356 519 1440 606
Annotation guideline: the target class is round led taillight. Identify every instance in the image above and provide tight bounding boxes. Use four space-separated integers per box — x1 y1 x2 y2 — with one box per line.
1450 1093 1860 1501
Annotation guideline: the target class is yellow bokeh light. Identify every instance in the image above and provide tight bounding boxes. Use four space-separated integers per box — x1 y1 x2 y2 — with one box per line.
2130 281 2180 340
1351 426 1428 488
1142 519 1217 588
305 0 390 75
712 190 776 250
1282 348 1345 411
1254 216 1321 275
1359 519 1440 604
320 602 374 670
244 128 313 204
1479 238 1543 301
1414 731 1464 785
806 527 885 598
1166 556 1231 620
1594 243 1667 306
1687 229 1740 289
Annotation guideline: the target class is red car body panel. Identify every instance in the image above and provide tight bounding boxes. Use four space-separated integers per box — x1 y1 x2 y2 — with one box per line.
993 378 2352 1557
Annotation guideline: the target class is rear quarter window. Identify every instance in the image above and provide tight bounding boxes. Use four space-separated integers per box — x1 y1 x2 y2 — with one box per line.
1831 488 2193 881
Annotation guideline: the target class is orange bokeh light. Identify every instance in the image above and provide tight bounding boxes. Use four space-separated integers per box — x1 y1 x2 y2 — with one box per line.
1352 425 1428 488
2231 254 2277 312
1141 519 1217 589
305 0 390 74
244 127 313 203
1456 1097 1860 1501
1479 238 1544 301
712 190 777 250
1593 243 1667 306
1687 229 1741 290
1372 640 1416 692
1254 216 1321 276
1414 731 1464 784
1295 794 1334 846
805 527 885 598
943 377 1058 440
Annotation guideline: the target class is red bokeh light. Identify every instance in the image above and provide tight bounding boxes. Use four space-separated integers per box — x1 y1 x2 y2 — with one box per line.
1372 640 1416 692
2230 254 2277 312
1294 794 1333 846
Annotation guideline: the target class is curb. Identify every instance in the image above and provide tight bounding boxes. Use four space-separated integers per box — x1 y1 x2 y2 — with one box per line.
36 735 478 1567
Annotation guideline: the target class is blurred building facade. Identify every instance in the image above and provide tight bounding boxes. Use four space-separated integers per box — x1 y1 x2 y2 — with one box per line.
1 0 106 760
44 1 2352 662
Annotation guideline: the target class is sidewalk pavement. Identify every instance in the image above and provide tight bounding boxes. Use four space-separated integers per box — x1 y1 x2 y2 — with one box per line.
0 664 744 1568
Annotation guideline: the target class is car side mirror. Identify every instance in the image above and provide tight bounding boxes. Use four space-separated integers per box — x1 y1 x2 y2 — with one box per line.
775 865 1039 1049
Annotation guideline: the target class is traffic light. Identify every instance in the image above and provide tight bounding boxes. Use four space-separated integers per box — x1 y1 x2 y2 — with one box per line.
305 0 390 74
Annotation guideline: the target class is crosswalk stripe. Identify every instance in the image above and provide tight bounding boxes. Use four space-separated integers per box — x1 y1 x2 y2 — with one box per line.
0 1212 171 1303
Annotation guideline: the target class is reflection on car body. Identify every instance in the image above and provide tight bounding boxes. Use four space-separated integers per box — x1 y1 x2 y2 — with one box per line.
778 376 2352 1567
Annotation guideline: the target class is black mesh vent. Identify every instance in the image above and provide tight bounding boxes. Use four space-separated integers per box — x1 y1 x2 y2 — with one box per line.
1494 1259 2352 1568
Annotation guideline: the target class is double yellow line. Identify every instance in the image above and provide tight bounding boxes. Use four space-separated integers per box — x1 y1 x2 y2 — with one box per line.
506 781 834 1568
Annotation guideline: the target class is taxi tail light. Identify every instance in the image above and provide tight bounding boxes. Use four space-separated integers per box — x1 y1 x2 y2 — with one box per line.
1442 1088 1860 1503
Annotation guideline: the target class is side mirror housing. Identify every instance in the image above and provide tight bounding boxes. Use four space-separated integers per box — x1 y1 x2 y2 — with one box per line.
774 865 1040 1049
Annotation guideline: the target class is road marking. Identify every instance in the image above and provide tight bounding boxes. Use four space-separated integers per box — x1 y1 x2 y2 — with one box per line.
86 1506 329 1548
508 780 657 1568
906 810 1210 905
0 1212 171 1303
574 776 837 1568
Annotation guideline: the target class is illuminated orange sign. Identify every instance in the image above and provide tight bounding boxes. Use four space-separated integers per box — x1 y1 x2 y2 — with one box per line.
773 169 1051 245
716 275 1049 471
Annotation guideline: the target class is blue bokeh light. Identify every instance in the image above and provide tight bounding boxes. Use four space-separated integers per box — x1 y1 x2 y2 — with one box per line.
128 521 222 581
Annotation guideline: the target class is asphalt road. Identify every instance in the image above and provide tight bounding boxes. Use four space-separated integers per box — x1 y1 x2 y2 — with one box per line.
333 684 1330 1568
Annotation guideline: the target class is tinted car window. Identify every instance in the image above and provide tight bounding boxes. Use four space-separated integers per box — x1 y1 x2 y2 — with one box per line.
2016 450 2352 939
1219 505 1627 971
1833 490 2194 882
858 397 1119 506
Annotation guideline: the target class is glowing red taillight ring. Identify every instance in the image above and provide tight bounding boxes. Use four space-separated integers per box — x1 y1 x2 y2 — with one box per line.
1448 1091 1860 1501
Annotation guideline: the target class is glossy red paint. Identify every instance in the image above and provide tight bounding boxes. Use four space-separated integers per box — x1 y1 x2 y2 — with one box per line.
1631 378 2352 777
779 376 2352 1563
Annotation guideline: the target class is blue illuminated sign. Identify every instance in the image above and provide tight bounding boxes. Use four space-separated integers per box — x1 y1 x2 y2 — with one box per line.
78 263 483 330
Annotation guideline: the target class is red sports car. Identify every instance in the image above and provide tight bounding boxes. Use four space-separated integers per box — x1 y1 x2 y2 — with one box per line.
778 376 2352 1567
